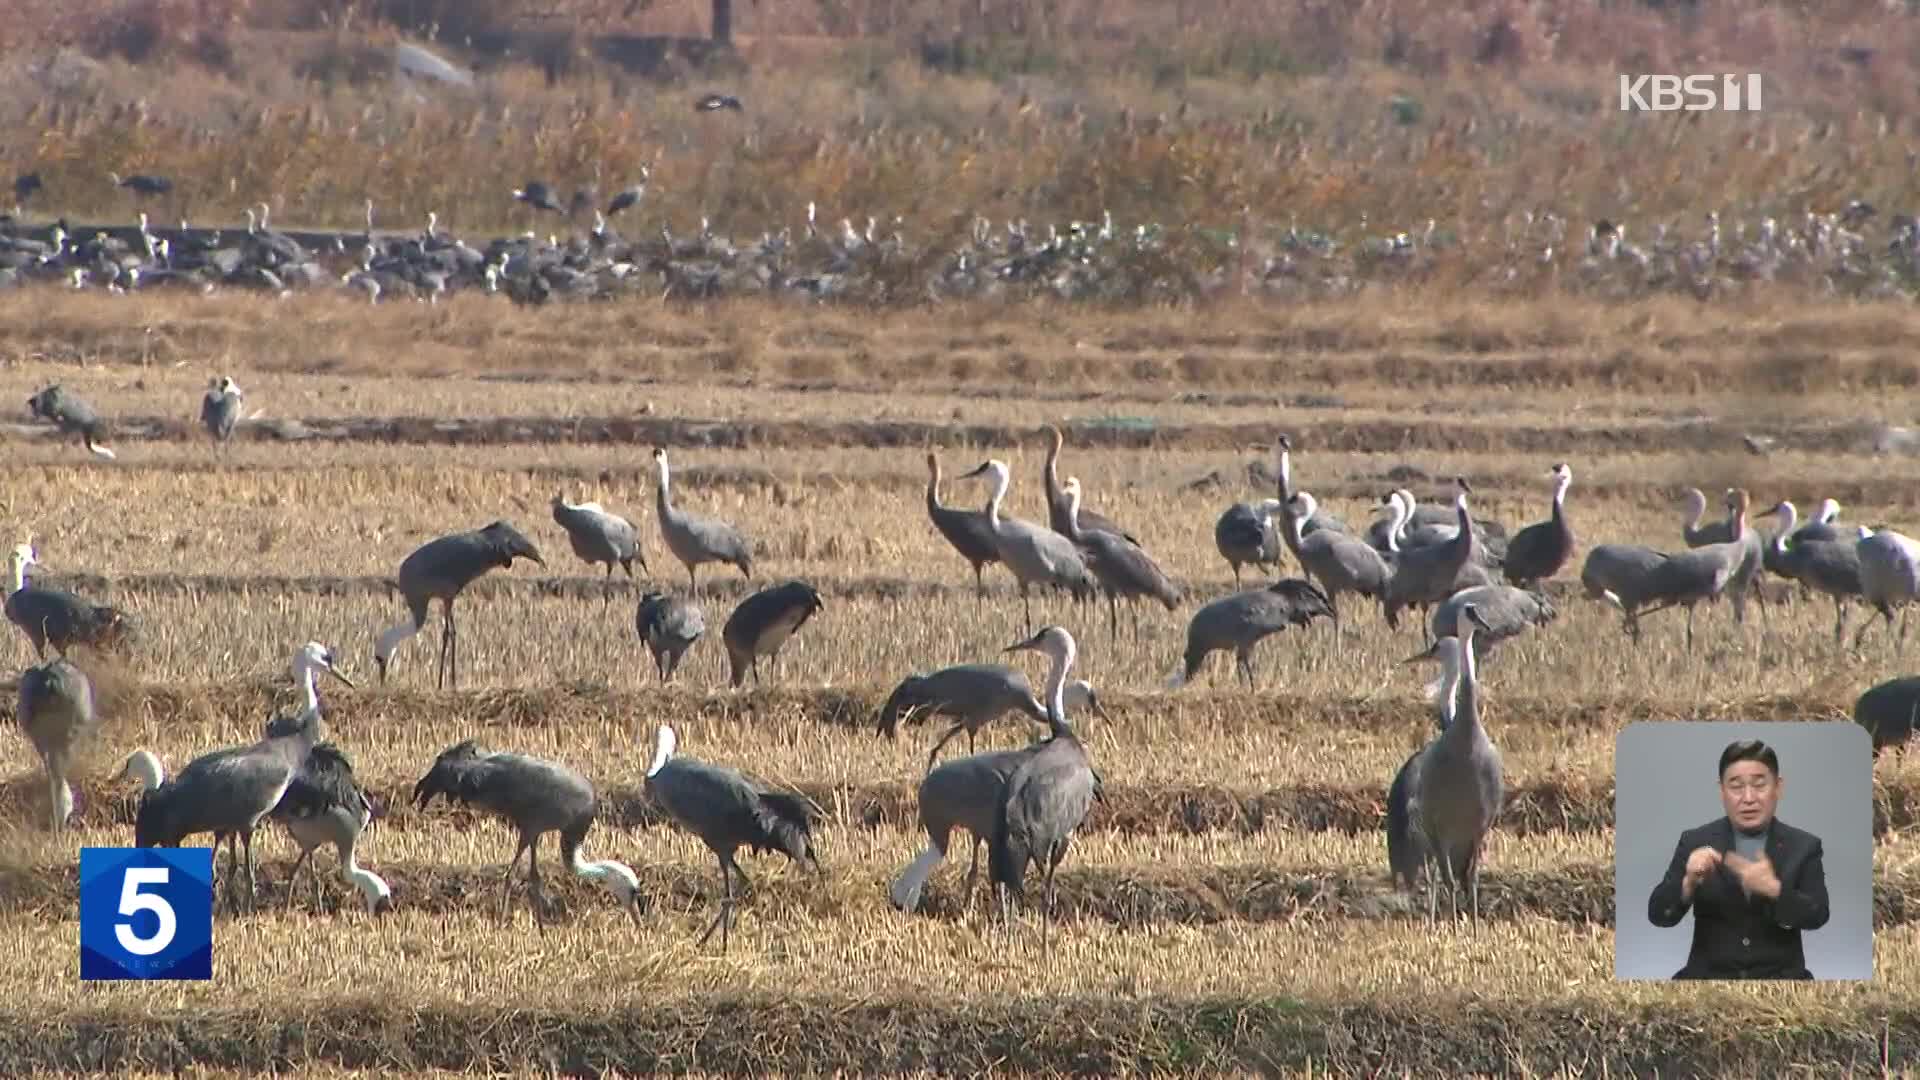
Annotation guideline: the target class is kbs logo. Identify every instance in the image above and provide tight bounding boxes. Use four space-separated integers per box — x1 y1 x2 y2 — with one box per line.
1619 74 1763 112
78 847 214 981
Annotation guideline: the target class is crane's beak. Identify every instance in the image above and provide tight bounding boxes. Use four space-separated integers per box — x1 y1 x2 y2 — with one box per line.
1002 630 1045 653
1088 696 1113 723
327 666 357 689
959 463 990 479
1401 641 1441 665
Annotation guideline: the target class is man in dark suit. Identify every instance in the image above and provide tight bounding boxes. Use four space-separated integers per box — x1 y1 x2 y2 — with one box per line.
1647 739 1830 979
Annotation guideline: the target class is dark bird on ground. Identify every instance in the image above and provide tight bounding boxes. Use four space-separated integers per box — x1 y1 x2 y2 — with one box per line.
26 384 115 459
1170 578 1334 689
924 451 1001 603
876 662 1109 774
1403 602 1504 920
636 589 704 681
1503 464 1576 588
1214 497 1285 587
891 745 1038 914
606 171 650 217
200 376 244 451
13 172 42 205
270 739 392 914
412 740 641 928
109 171 172 196
989 625 1099 952
722 580 823 688
114 643 351 911
551 495 645 603
6 543 136 660
512 181 563 213
16 656 99 831
1042 425 1136 544
1059 476 1179 641
374 521 545 689
696 93 744 112
1855 675 1920 757
652 448 754 594
1580 541 1674 641
643 723 821 951
1387 636 1463 893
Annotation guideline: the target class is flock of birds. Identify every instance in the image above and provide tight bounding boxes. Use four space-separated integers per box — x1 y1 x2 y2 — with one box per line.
11 386 1920 944
8 171 1920 304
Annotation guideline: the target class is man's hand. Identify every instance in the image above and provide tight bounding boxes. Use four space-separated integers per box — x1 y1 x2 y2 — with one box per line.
1681 845 1722 901
1723 851 1782 899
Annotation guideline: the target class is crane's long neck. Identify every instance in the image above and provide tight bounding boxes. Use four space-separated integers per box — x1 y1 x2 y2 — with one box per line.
1727 505 1746 542
1444 627 1483 746
1279 497 1307 555
297 663 321 716
1432 643 1463 727
344 861 391 911
1551 475 1570 521
1277 448 1293 500
9 558 26 593
655 462 673 516
1044 645 1074 736
1065 488 1084 540
985 469 1009 530
925 464 942 515
1386 497 1406 552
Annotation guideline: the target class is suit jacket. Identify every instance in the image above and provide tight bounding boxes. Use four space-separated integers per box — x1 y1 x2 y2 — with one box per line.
1646 817 1830 979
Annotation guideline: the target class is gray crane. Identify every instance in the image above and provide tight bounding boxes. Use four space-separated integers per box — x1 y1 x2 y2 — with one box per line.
643 723 822 951
16 656 98 831
877 662 1109 773
722 580 823 688
605 170 649 217
26 384 115 459
268 736 391 915
988 625 1099 952
1681 487 1766 625
1380 479 1482 632
1279 492 1390 645
1042 425 1136 543
412 739 641 928
1631 489 1754 650
1413 584 1557 662
1059 476 1179 641
1370 487 1504 556
109 171 172 196
652 448 754 594
1170 578 1334 688
6 543 136 659
512 181 563 213
1214 497 1285 586
1387 636 1463 893
115 643 351 911
373 520 545 689
1760 499 1843 595
890 745 1039 914
636 590 704 680
924 451 1001 602
550 495 646 603
1855 527 1920 649
1580 542 1675 641
1502 464 1575 588
199 376 244 452
1854 675 1920 756
957 459 1095 633
1273 434 1349 536
1758 501 1863 645
1403 601 1503 920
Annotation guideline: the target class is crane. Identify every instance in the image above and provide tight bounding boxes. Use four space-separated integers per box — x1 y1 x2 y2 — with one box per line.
373 521 545 689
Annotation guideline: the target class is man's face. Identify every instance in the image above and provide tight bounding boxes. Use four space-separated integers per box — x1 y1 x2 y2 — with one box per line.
1720 760 1782 831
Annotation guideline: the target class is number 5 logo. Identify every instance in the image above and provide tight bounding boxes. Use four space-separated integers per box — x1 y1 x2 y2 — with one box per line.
79 848 213 981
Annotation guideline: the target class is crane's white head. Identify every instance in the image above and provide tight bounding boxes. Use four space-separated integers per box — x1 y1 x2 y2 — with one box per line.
1816 498 1841 524
958 459 1009 484
1254 497 1285 521
217 376 241 396
1453 477 1473 508
295 641 356 688
651 447 670 478
1550 462 1572 487
1004 624 1077 665
1287 491 1319 521
647 723 677 778
1063 678 1111 722
1455 601 1492 641
1679 487 1708 515
10 542 34 570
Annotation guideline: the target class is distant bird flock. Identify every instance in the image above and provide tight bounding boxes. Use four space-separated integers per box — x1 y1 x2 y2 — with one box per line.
6 175 1920 304
8 409 1920 946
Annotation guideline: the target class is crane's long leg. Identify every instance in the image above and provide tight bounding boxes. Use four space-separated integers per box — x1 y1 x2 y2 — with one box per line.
1833 596 1847 648
1107 592 1118 643
527 832 548 935
285 847 314 910
961 838 982 908
240 828 259 911
1041 850 1059 956
973 564 986 610
686 563 698 596
926 723 967 775
695 852 733 951
1021 584 1034 635
503 837 532 922
603 564 615 608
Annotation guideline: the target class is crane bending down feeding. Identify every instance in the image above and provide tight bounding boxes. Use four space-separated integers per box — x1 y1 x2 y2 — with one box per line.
374 520 545 689
115 642 353 911
652 448 753 594
1403 602 1505 920
636 590 704 681
1386 636 1464 893
644 724 822 952
877 661 1110 774
200 376 244 452
1171 578 1334 689
1059 476 1179 641
17 657 99 830
890 745 1038 914
989 625 1100 952
721 580 824 688
411 740 641 928
7 543 136 660
924 451 1002 603
550 494 645 603
26 384 116 459
268 735 392 914
958 459 1095 633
